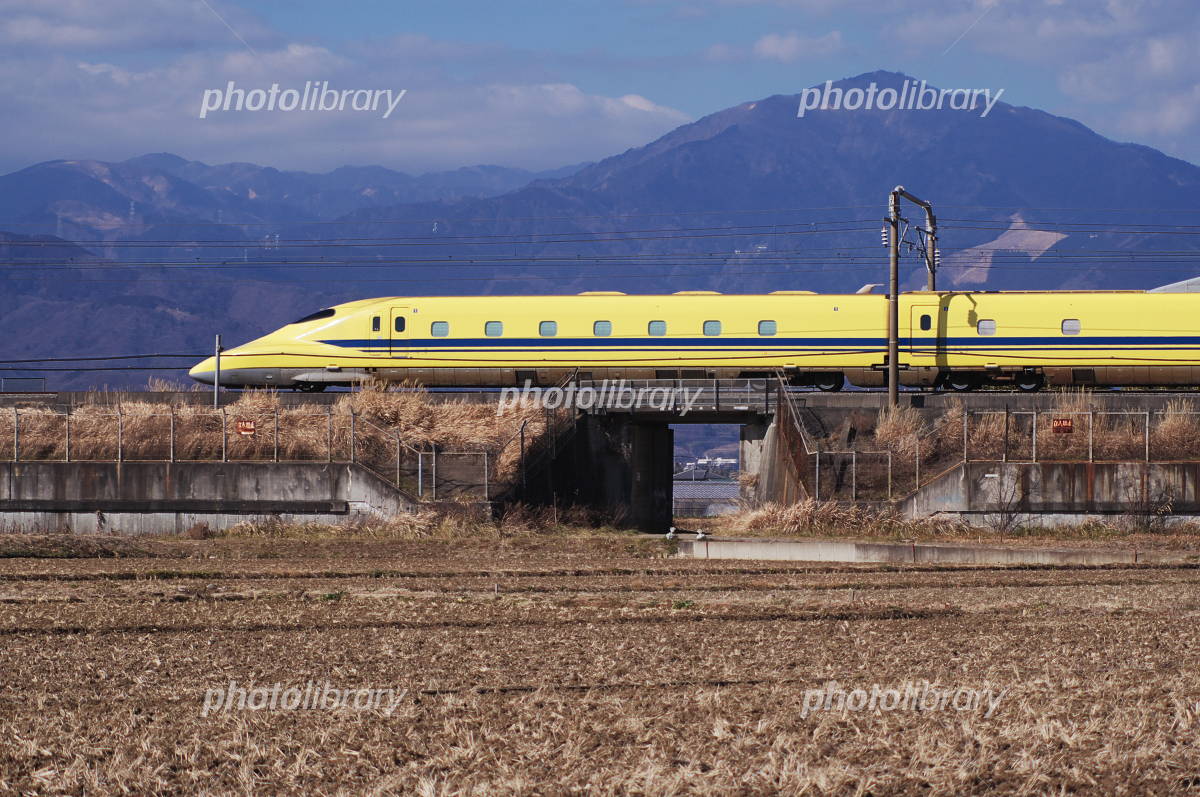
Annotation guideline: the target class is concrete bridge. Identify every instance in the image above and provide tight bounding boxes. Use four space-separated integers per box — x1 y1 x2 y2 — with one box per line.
7 384 1200 533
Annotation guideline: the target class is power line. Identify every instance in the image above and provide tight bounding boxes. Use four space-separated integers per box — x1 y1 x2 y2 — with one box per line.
0 225 880 250
0 219 878 246
7 244 1200 273
0 365 192 372
0 353 204 364
0 205 882 229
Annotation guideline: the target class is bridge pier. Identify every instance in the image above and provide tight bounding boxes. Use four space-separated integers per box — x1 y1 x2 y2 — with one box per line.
738 420 769 505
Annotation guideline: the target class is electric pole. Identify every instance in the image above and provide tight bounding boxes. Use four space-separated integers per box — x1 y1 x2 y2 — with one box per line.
886 186 939 407
213 334 223 408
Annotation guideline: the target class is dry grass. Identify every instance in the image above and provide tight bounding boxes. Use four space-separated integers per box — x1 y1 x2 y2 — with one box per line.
2 539 1200 793
708 501 1200 548
217 504 618 542
812 393 1200 499
871 404 924 461
726 500 970 540
0 533 172 559
852 392 1200 464
0 385 551 486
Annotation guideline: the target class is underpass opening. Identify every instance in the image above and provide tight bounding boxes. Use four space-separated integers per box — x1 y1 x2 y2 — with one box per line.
671 423 747 521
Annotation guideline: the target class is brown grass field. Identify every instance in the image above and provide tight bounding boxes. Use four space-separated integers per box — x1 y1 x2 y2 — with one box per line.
3 528 1200 794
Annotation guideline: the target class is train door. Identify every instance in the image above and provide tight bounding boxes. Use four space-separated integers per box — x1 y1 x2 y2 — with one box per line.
389 307 410 356
368 312 388 357
908 304 940 359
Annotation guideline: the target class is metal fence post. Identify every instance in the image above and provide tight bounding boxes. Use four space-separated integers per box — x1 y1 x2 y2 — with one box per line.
64 413 71 463
887 451 893 500
432 451 437 500
1002 406 1009 462
1145 410 1151 462
117 409 123 463
815 452 820 501
274 408 280 463
851 450 857 501
915 437 921 490
349 411 356 463
326 407 333 463
1031 411 1038 463
483 453 489 501
962 410 968 461
417 451 424 498
1088 411 1094 462
395 432 401 488
170 409 175 462
11 408 17 462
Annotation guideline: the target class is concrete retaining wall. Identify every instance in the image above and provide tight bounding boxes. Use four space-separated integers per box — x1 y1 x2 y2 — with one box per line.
677 537 1196 565
899 461 1200 524
0 461 418 534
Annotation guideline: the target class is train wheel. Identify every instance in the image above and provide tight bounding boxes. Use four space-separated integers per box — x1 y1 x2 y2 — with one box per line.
945 374 978 392
1016 374 1045 392
814 373 844 392
296 383 326 393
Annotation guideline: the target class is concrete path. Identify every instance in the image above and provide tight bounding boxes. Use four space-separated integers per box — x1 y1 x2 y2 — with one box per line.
673 536 1200 565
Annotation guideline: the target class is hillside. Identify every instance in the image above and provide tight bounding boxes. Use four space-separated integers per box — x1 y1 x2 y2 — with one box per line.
4 70 1200 388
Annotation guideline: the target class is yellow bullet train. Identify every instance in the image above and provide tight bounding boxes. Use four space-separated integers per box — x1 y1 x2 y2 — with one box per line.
188 288 1200 392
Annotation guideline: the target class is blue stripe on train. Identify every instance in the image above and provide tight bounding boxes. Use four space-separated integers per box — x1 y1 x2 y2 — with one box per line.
319 335 1200 350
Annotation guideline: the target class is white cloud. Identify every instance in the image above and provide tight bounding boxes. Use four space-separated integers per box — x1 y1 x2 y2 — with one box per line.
704 29 842 63
704 42 740 62
0 0 275 52
0 2 692 174
819 0 1200 158
0 38 691 174
752 30 843 61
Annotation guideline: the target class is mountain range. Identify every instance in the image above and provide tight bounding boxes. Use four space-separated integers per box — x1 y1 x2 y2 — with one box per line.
4 70 1200 388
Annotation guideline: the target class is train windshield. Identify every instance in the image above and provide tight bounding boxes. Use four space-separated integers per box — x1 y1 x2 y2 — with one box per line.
290 308 336 324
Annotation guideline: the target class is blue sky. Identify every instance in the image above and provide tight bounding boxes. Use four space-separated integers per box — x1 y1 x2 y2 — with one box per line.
0 0 1196 173
234 0 1063 115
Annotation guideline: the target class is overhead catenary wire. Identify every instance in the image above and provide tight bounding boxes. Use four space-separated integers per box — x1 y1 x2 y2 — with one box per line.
16 218 1200 248
0 224 881 249
0 353 206 363
8 202 1200 232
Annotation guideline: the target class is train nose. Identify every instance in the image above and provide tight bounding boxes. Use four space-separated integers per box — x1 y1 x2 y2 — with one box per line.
189 357 216 385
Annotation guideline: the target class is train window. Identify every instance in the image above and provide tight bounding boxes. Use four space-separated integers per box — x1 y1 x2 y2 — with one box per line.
485 321 503 337
703 320 722 336
1061 319 1081 336
919 314 932 331
539 321 557 337
371 316 381 333
977 319 997 336
648 320 667 336
430 321 450 337
394 317 405 333
290 308 335 324
593 320 612 337
758 320 777 336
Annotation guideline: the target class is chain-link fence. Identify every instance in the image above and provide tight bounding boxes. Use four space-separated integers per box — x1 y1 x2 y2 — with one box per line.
772 387 1200 502
960 409 1182 462
0 406 504 500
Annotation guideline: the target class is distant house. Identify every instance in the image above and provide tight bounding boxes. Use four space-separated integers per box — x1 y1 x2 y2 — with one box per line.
673 480 740 517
